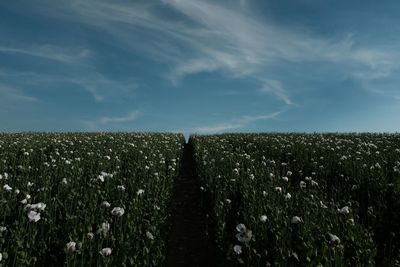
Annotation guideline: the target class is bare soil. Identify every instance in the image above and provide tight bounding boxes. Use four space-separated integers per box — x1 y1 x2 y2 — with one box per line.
165 143 218 267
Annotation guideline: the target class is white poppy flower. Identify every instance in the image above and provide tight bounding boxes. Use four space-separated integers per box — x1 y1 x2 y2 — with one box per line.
300 181 306 189
146 231 154 240
236 224 246 233
275 187 282 193
27 210 41 222
66 241 76 253
86 232 94 240
282 176 289 182
291 216 302 224
3 184 12 192
101 201 111 208
260 215 268 223
117 185 126 191
99 247 112 257
233 245 242 255
30 202 46 211
111 207 125 217
285 192 292 200
338 206 350 214
136 189 144 196
328 233 340 246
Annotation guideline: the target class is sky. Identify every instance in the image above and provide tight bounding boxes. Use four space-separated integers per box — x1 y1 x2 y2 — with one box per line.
1 0 400 135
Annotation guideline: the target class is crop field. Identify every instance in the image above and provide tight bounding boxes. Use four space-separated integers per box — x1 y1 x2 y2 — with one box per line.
0 133 184 266
0 132 399 266
192 133 400 266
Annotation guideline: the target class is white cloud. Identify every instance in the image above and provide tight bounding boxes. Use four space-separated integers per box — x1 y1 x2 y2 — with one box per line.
187 111 281 134
0 45 91 64
0 69 137 103
13 0 400 103
0 84 39 103
81 111 140 131
99 111 139 124
260 79 292 105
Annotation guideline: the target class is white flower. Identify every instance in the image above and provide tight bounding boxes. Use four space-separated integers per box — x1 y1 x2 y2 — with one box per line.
0 226 6 232
66 241 76 253
117 185 126 191
299 181 306 189
233 245 242 255
225 199 231 204
338 206 350 215
15 189 20 194
236 224 252 243
291 216 302 224
275 187 282 193
236 224 246 233
27 182 34 187
86 232 94 240
285 192 292 200
62 178 68 185
260 215 268 223
29 202 46 211
146 231 154 240
328 233 340 245
311 180 318 187
137 189 144 196
111 207 125 217
3 184 12 192
320 201 328 209
101 201 111 208
99 247 112 257
20 198 28 204
287 171 293 176
282 176 289 182
0 252 2 262
27 210 41 222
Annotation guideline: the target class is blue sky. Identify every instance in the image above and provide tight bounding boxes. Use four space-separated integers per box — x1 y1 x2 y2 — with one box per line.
1 0 400 134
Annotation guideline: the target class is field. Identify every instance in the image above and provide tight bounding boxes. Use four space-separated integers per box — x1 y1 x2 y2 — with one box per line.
0 132 399 266
192 133 400 266
0 133 184 266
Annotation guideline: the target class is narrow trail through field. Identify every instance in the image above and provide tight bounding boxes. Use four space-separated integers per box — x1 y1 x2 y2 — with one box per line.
165 142 217 267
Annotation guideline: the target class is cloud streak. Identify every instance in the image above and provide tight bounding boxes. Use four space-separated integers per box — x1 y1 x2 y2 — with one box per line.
187 111 282 134
81 110 140 131
0 45 91 64
0 84 39 103
30 0 400 104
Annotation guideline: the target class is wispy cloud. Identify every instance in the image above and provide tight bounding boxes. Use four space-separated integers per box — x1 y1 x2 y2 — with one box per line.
0 84 39 103
7 0 400 105
0 69 137 103
31 0 400 103
99 111 139 124
0 45 91 64
81 110 140 131
260 79 292 105
187 111 281 134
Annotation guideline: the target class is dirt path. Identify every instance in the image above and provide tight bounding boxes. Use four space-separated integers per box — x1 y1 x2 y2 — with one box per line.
165 142 217 267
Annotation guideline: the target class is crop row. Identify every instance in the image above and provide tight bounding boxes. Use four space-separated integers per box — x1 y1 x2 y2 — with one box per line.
0 133 184 266
192 133 400 266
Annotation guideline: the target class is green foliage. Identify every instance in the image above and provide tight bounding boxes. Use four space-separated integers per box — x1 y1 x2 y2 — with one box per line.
191 133 400 266
0 132 184 266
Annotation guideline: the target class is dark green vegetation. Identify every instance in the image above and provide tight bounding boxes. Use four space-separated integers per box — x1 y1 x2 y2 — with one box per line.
0 133 399 266
0 133 184 266
192 133 400 266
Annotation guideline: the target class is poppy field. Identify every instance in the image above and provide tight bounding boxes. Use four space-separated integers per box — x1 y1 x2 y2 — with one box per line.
0 132 399 266
191 133 400 266
0 133 184 266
